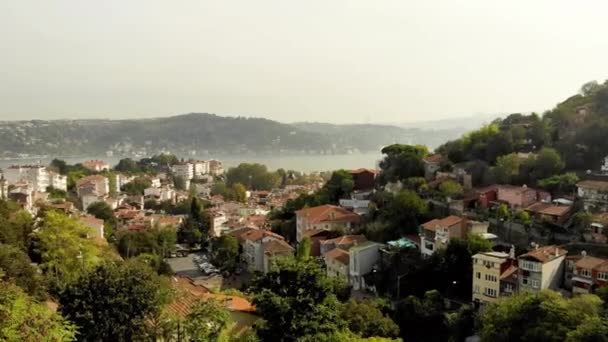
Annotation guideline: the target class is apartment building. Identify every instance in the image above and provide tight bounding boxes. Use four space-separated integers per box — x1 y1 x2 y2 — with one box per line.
518 245 567 293
472 249 518 306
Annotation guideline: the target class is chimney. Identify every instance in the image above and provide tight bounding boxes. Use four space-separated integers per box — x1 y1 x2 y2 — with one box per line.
582 250 587 257
509 245 515 259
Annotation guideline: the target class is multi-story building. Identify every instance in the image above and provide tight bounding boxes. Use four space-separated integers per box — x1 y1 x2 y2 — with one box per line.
76 175 109 197
577 179 608 211
209 210 228 237
564 252 608 295
241 230 293 273
3 165 50 192
192 161 210 178
295 205 361 242
517 245 567 293
497 185 551 209
325 248 350 282
208 160 224 176
472 249 518 306
349 241 384 291
420 216 466 257
423 154 443 179
48 171 67 191
172 162 194 181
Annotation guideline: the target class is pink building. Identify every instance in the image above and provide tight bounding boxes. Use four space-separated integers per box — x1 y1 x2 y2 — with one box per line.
497 185 550 209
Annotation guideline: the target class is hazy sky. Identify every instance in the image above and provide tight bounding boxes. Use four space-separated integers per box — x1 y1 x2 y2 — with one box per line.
1 1 607 124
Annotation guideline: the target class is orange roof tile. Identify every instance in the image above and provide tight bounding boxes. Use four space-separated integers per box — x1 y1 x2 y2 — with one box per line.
263 239 294 254
324 248 350 265
423 154 443 164
525 202 571 217
500 265 518 280
575 256 608 270
295 205 360 224
321 235 367 249
421 215 463 231
519 245 567 263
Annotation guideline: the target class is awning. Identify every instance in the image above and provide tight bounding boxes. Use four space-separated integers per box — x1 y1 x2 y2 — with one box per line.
572 276 594 285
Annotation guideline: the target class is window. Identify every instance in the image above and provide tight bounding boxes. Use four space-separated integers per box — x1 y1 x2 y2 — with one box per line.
503 283 514 292
476 272 481 279
483 261 495 268
485 274 497 282
521 277 528 285
531 279 540 288
474 285 480 294
581 268 592 278
599 272 608 281
484 288 497 297
521 261 540 272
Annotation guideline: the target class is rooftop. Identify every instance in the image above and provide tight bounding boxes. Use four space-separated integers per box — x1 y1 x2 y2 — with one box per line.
321 234 367 248
519 245 567 263
263 239 293 255
324 248 350 265
295 205 360 224
525 202 571 217
421 215 463 231
577 180 608 191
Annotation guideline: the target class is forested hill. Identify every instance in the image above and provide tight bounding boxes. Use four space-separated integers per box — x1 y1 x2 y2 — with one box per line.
0 113 467 158
437 80 608 176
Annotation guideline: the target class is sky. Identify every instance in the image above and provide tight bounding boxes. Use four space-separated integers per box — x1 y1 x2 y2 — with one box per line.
1 1 607 124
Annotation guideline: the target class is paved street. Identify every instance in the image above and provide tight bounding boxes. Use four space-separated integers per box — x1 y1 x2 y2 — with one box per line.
165 253 250 291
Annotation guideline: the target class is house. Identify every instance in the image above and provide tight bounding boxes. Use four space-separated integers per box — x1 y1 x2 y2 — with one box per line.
157 215 183 228
303 229 334 257
241 230 292 273
497 185 551 209
76 175 110 197
472 248 518 306
564 252 608 295
262 239 294 273
524 202 572 225
349 241 384 291
324 248 350 282
209 210 228 237
423 154 443 179
48 171 67 191
419 216 466 257
81 160 110 172
463 185 498 209
192 160 210 178
517 245 567 293
79 216 105 239
577 179 608 211
320 235 368 255
295 205 361 242
349 169 377 191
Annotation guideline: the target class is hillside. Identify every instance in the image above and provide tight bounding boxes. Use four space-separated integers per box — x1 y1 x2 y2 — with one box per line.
436 79 608 185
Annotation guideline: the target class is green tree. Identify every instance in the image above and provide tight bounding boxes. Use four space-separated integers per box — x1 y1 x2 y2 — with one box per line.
0 279 76 341
492 153 521 184
212 234 240 272
121 177 152 195
566 316 608 342
226 163 280 190
395 290 449 342
296 236 312 261
0 243 46 298
378 144 427 185
438 180 464 199
538 172 579 194
340 299 399 338
173 175 187 191
381 190 428 236
58 261 173 341
86 201 116 225
50 158 69 175
478 291 603 342
467 233 493 255
496 203 510 221
182 299 231 341
527 147 565 181
249 258 345 341
36 212 102 287
114 158 141 174
0 205 34 251
322 170 355 203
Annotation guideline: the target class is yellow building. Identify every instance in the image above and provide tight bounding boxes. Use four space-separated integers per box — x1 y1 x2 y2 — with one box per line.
472 250 517 306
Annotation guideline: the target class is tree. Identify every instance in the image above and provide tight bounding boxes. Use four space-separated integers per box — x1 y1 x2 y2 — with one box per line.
114 158 141 174
182 299 231 341
566 316 608 342
58 261 173 341
538 172 579 195
438 180 463 199
492 153 521 184
581 80 602 96
381 190 428 237
395 290 449 342
226 163 280 190
121 177 152 195
527 147 565 181
340 299 399 338
249 258 345 341
378 144 427 185
86 201 115 224
0 243 46 298
211 235 240 272
296 237 312 261
230 183 247 202
0 279 76 341
322 170 355 203
0 204 34 251
173 175 187 191
50 158 69 175
36 212 102 287
496 203 510 221
179 197 209 246
467 233 493 255
478 291 603 342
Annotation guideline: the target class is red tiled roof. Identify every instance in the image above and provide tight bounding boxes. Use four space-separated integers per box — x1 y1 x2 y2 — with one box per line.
321 235 367 248
295 205 360 224
263 239 294 254
575 256 608 270
520 245 567 263
500 265 518 280
324 248 350 265
127 224 146 231
79 216 104 226
350 168 378 175
241 229 284 242
421 216 463 231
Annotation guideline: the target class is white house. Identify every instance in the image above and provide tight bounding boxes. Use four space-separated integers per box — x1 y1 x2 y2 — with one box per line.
3 165 50 192
349 241 384 291
172 162 194 181
518 245 567 293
